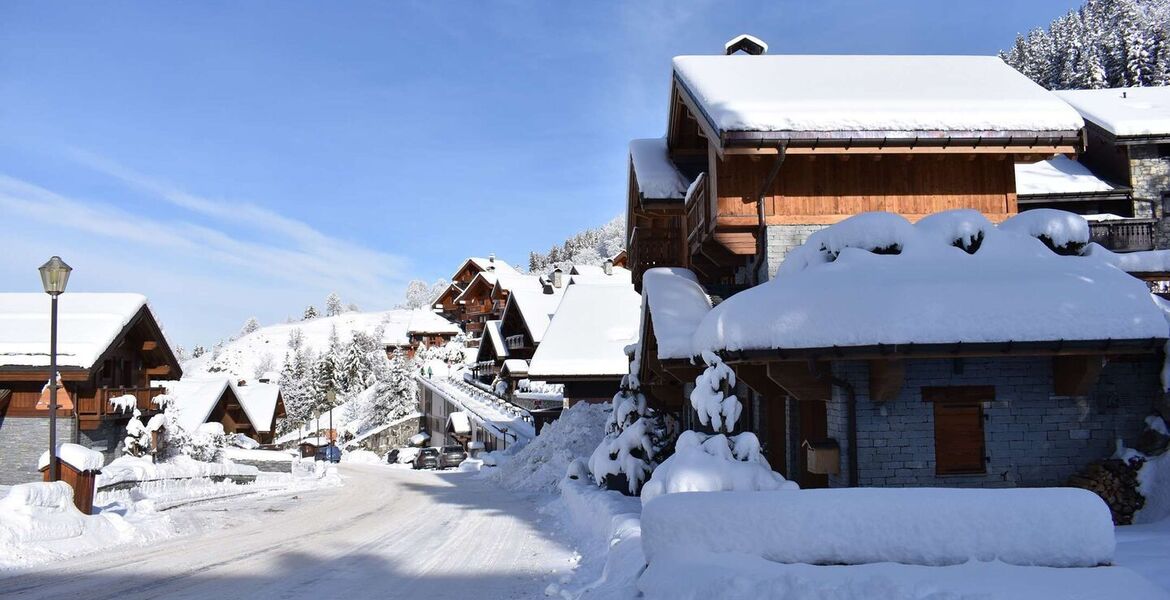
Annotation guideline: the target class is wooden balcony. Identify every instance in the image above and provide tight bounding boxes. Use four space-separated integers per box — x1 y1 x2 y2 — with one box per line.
1089 219 1156 253
684 172 714 256
630 223 686 290
82 387 167 419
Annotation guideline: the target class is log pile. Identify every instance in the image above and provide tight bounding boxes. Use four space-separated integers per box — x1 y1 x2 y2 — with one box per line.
1067 458 1146 525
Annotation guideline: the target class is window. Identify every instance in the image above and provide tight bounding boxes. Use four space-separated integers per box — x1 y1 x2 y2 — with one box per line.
923 386 991 476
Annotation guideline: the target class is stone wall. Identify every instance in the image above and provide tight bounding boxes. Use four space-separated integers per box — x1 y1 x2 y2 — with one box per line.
0 416 78 485
761 224 827 283
822 356 1160 489
1127 144 1170 248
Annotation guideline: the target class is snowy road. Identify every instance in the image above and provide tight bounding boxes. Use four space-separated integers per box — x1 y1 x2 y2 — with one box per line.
2 465 577 599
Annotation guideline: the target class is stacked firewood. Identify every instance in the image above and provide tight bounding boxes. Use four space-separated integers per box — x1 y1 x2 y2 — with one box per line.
1067 458 1146 525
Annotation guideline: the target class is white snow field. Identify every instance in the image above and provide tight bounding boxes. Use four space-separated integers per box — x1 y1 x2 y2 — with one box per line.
1 465 577 600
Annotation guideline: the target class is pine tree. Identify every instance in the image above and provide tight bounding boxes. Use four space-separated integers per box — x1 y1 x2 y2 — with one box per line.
303 305 320 320
288 327 305 350
240 316 261 337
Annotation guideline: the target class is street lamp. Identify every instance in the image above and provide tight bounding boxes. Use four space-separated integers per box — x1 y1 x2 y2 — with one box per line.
38 256 72 482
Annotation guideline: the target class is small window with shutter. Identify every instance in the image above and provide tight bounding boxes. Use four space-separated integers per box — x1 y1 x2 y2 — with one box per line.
923 386 992 476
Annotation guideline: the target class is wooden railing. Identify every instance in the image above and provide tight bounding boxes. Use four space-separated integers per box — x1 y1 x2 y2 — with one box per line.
684 172 711 254
1089 219 1156 252
85 387 167 418
630 223 686 289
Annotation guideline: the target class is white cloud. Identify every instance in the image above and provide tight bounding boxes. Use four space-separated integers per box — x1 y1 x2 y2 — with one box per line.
0 164 409 348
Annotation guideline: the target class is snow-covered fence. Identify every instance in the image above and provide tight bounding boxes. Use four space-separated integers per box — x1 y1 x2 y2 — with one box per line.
641 487 1116 568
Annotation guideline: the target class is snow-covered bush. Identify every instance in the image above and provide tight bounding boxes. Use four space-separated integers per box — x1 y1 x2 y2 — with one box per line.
641 352 795 504
999 208 1089 255
122 409 151 457
588 370 674 495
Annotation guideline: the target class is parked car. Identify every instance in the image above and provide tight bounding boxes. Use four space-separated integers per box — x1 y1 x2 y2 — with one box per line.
439 445 467 469
316 444 341 463
413 447 440 470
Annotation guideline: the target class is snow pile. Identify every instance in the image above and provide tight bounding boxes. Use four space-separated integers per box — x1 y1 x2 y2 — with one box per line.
1015 155 1118 196
640 268 711 360
999 208 1090 250
551 471 646 599
640 431 795 505
97 455 259 487
1085 243 1170 273
694 210 1168 354
639 552 1169 600
393 447 421 465
629 138 690 199
340 449 382 465
487 402 609 492
1138 452 1170 524
0 482 137 567
673 54 1084 134
458 458 483 472
641 487 1114 568
37 443 105 472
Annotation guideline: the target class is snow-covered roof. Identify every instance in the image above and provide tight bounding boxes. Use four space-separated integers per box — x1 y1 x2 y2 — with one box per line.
569 267 633 287
529 283 642 379
483 320 507 358
0 293 148 370
641 268 712 360
235 382 282 434
1084 244 1170 274
630 138 690 200
448 411 472 435
1055 86 1170 138
507 288 565 344
159 377 238 433
693 210 1167 354
673 55 1084 136
467 256 518 274
382 310 460 346
1015 156 1120 197
501 359 530 376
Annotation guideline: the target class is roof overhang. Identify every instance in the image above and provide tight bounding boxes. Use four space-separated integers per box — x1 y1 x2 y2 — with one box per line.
1017 189 1132 204
709 338 1165 364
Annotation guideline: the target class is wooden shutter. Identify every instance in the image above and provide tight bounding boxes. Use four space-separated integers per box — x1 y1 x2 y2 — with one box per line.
924 386 991 476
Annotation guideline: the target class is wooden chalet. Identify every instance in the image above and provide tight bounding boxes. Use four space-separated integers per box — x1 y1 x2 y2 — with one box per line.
0 293 181 484
626 42 1086 291
472 320 508 380
235 380 286 445
158 377 259 440
382 309 461 359
475 285 566 387
433 255 518 326
1014 156 1145 250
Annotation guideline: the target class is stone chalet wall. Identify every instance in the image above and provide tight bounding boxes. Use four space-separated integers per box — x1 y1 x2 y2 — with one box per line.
760 224 827 283
824 356 1161 489
0 416 127 485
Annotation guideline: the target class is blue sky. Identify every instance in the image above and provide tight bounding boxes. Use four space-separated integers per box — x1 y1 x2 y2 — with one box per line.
0 0 1082 347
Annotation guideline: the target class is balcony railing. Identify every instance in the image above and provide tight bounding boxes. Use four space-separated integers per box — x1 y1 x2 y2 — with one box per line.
504 334 525 350
684 172 712 254
630 223 686 289
82 387 168 419
1089 218 1156 252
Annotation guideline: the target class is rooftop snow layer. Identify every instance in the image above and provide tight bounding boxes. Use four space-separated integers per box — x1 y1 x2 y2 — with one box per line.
159 377 238 433
482 320 507 358
672 55 1084 135
466 256 518 275
0 293 148 370
1015 156 1119 196
382 310 459 346
235 382 281 434
641 268 712 360
507 288 565 344
529 283 642 378
1055 86 1170 137
693 210 1167 353
630 138 691 200
569 266 634 286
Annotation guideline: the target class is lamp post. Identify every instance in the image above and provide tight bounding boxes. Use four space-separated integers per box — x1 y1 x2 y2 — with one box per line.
38 256 72 482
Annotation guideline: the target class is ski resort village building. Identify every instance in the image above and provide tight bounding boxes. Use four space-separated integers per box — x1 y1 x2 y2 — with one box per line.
380 309 461 359
432 255 519 337
0 293 182 484
625 45 1170 491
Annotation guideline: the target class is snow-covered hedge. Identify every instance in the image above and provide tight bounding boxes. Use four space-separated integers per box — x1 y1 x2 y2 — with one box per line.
641 487 1115 568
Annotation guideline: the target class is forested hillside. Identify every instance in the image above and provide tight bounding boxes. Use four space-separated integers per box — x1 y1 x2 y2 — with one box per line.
526 215 625 274
1001 0 1170 89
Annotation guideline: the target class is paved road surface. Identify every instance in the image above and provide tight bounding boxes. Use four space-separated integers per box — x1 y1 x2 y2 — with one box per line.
3 465 576 599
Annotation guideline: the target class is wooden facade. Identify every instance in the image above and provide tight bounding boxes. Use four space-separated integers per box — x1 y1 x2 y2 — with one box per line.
0 304 181 432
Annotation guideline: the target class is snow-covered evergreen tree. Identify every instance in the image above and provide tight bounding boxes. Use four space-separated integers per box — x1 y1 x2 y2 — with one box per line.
397 278 450 309
175 345 189 363
347 349 417 432
191 345 206 358
287 327 305 351
123 409 151 457
325 292 344 317
303 305 320 320
1001 0 1170 89
239 316 261 337
588 360 674 495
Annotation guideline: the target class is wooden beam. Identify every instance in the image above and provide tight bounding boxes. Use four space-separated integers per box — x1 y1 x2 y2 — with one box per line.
868 359 905 402
1052 355 1106 397
733 363 789 399
724 146 1074 156
145 365 172 376
141 340 158 351
766 361 831 403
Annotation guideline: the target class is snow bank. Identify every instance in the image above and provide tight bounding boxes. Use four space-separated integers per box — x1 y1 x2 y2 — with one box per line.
695 210 1167 354
640 268 711 360
554 471 646 599
340 449 382 465
487 402 608 492
457 458 483 472
1138 452 1170 524
97 455 259 487
999 208 1090 249
640 431 795 505
639 551 1169 600
0 482 134 567
641 487 1115 568
37 443 105 472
